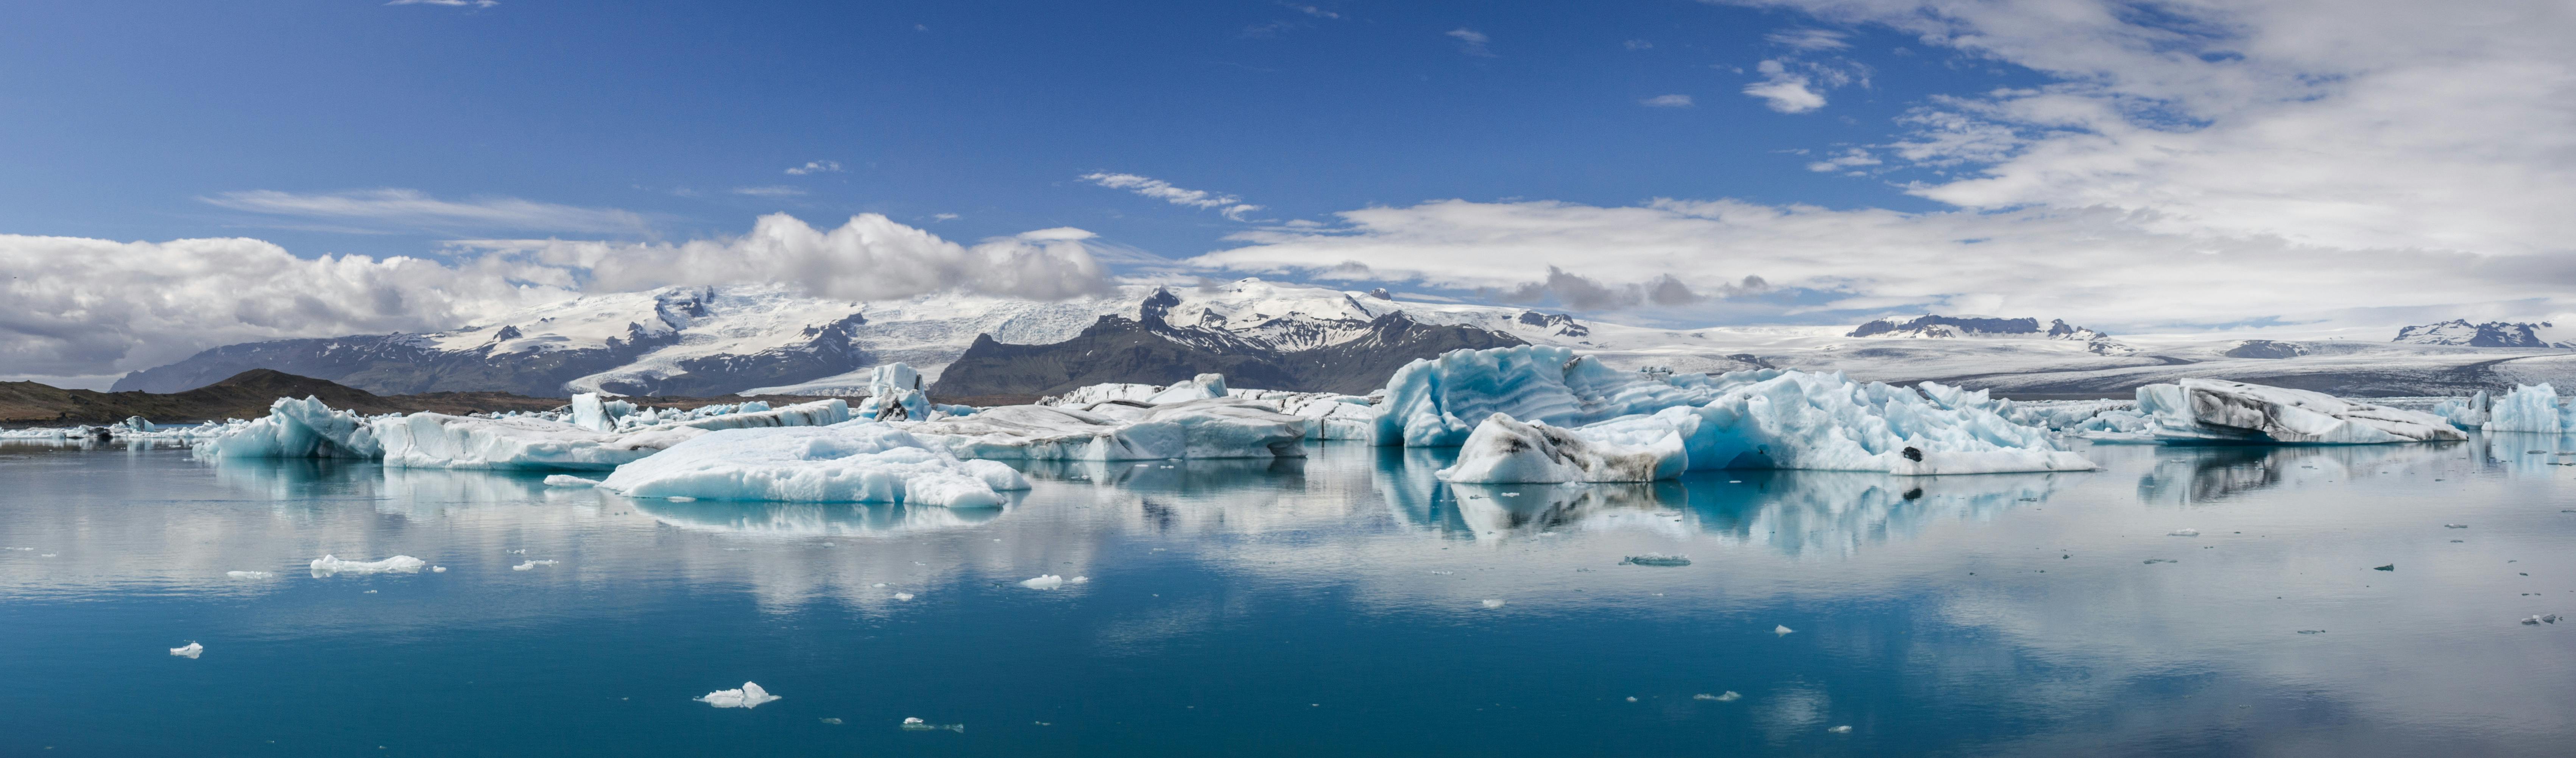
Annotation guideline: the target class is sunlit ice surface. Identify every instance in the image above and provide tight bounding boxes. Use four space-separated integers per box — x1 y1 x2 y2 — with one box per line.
2 436 2572 755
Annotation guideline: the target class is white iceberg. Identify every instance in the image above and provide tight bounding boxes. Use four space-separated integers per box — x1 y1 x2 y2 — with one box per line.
225 570 275 579
696 682 781 708
1437 413 1685 483
1020 574 1065 589
376 399 849 470
544 474 602 487
170 642 203 658
196 397 384 459
2432 390 2492 430
1569 371 2096 476
865 363 933 421
2484 384 2568 433
2140 379 2466 443
597 423 1029 505
511 559 558 570
1046 375 1376 441
888 398 1307 461
309 554 425 576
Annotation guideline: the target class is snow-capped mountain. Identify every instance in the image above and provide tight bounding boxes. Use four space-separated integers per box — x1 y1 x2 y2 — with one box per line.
1848 314 2133 356
2391 319 2574 348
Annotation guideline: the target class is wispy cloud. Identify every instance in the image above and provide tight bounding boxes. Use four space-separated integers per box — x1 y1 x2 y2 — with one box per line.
1446 28 1494 57
931 213 960 222
1624 39 1655 50
1640 94 1695 108
731 186 807 197
203 189 645 233
1744 60 1827 112
1080 173 1262 221
784 160 842 175
1764 28 1848 51
386 0 498 7
1281 2 1337 19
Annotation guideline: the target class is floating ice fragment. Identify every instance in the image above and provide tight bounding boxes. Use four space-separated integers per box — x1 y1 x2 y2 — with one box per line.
819 718 843 725
893 592 914 601
2373 564 2395 571
1480 599 1507 609
872 583 887 588
2168 529 2199 537
1774 625 1794 636
2297 630 2326 634
363 590 378 594
309 554 425 576
2143 559 2177 565
506 549 525 554
431 566 447 572
39 553 56 557
543 475 601 488
900 717 965 733
170 642 202 658
1625 696 1638 702
696 682 781 708
1828 725 1853 734
2522 616 2545 625
1430 570 1454 576
1020 574 1064 590
512 559 558 571
1069 576 1089 584
226 570 274 579
1621 553 1692 567
2444 523 2468 529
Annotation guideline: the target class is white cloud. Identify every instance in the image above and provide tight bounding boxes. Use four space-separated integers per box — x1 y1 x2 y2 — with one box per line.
1641 94 1696 108
203 189 647 234
1283 3 1338 19
1186 197 2576 328
386 0 497 7
784 160 842 175
1446 28 1494 57
1804 147 1881 172
1744 60 1828 112
730 186 807 197
1 215 1108 381
1080 173 1263 221
1729 0 2576 257
1624 39 1655 50
931 213 960 221
1764 28 1848 51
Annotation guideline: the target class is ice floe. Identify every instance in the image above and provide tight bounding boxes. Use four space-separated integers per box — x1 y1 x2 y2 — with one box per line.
225 570 275 579
1621 553 1692 567
598 423 1028 505
887 398 1307 461
170 642 202 658
2139 379 2466 443
696 682 781 708
309 554 425 576
1019 574 1065 589
544 475 602 487
511 559 558 570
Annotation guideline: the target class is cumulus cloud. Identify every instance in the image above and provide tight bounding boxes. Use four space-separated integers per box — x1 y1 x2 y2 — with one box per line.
1641 94 1695 108
1080 173 1262 221
204 189 647 234
1744 60 1829 112
1186 197 2576 327
1446 28 1494 57
784 160 842 175
1730 0 2576 256
2 215 1108 382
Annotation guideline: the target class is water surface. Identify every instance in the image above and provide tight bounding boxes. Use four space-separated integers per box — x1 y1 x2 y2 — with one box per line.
3 439 2572 756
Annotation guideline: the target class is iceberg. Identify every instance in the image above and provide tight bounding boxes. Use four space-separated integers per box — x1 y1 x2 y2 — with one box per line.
225 570 275 579
1019 574 1065 589
888 398 1307 461
170 642 203 659
543 474 602 487
308 554 426 576
2139 379 2466 443
2484 384 2567 433
1438 413 1685 483
1375 346 1756 447
866 363 933 421
696 682 781 708
2432 390 2492 430
196 397 384 459
376 414 704 470
1046 375 1376 441
597 423 1030 506
1562 371 2096 476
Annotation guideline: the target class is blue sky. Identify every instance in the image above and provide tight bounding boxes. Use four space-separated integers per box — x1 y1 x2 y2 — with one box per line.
6 0 2574 383
0 0 2023 256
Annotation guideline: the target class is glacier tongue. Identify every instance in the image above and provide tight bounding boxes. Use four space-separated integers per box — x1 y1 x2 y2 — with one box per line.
2140 378 2465 443
598 423 1029 505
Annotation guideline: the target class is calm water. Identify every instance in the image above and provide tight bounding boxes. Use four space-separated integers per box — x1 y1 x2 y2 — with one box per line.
3 438 2573 756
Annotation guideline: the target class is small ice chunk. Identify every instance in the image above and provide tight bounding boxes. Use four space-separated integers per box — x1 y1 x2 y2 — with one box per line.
1069 576 1089 584
1019 574 1064 590
1774 625 1794 636
309 554 425 576
544 475 602 488
2168 529 2199 537
169 642 203 658
2297 629 2326 634
363 590 378 594
2372 564 2395 571
1714 691 1744 702
819 718 843 725
2143 559 2177 565
873 583 887 588
1480 599 1507 609
1828 725 1853 734
2523 615 2544 625
512 559 559 571
1625 696 1638 702
2444 523 2468 529
226 570 274 579
900 717 966 733
893 592 914 601
667 496 697 502
431 566 447 572
1621 553 1692 567
39 553 56 557
696 682 781 708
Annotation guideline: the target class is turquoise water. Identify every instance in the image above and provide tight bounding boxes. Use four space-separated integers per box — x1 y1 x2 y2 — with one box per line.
3 439 2573 756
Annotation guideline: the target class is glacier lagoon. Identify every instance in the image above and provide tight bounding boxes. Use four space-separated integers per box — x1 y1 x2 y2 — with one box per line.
3 437 2573 756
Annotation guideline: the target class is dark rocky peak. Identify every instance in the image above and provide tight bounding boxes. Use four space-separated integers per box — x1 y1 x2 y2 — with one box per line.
800 311 868 341
489 325 524 342
1516 311 1591 337
1367 288 1393 300
1139 287 1182 323
653 286 716 328
2392 319 2568 348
